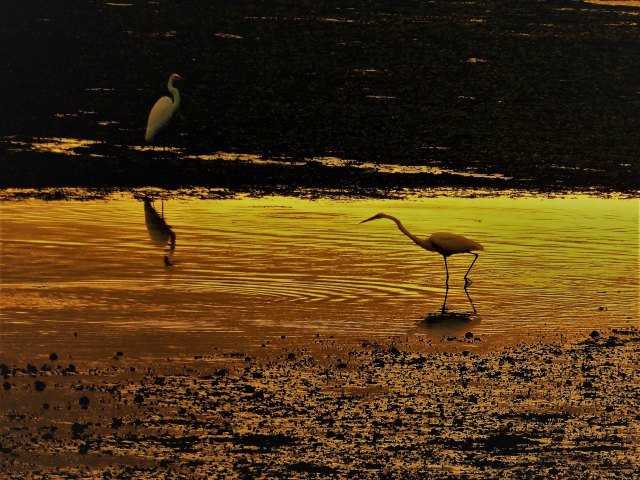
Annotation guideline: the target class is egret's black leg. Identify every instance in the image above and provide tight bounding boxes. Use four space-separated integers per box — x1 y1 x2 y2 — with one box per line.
444 255 450 289
441 256 450 313
464 253 479 287
441 284 450 314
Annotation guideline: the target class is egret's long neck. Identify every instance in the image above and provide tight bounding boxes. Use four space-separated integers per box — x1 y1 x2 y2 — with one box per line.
385 215 426 248
167 77 180 111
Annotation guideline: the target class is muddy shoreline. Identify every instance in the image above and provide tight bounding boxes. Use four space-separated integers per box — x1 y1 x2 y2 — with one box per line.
1 145 638 200
1 328 638 479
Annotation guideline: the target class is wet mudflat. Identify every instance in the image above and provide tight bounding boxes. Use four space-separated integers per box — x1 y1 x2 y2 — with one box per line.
1 329 638 479
3 0 639 476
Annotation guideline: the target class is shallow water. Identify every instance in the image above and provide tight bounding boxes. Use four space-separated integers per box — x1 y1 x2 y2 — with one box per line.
1 194 638 360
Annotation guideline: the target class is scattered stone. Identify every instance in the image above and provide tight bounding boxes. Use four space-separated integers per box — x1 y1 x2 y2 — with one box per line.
71 422 88 438
111 417 123 429
34 380 46 392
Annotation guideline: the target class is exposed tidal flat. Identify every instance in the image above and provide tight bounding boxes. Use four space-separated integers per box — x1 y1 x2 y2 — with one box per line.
1 329 639 478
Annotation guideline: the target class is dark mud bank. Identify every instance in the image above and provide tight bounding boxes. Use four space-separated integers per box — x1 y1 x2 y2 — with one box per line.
3 0 639 193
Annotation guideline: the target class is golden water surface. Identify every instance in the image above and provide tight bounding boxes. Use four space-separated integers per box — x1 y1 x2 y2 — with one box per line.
1 194 637 360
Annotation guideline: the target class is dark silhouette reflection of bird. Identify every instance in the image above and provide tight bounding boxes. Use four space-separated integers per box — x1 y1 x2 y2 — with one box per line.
145 73 183 146
144 198 176 265
360 213 484 313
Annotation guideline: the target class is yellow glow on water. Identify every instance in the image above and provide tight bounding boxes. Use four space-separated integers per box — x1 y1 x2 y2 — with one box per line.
0 194 637 358
6 136 99 155
585 0 640 7
188 152 510 179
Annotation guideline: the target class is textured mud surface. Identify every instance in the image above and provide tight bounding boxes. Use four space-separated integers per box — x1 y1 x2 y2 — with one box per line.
3 0 640 192
1 329 638 479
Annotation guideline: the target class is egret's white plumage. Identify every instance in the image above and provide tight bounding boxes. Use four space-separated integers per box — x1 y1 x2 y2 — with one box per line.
360 212 484 287
145 73 183 143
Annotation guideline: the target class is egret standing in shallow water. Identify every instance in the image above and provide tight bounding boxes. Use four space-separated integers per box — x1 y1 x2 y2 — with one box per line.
360 213 484 312
145 73 183 144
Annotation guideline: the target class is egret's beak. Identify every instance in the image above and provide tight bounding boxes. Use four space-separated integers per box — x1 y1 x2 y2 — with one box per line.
359 215 378 224
175 74 185 81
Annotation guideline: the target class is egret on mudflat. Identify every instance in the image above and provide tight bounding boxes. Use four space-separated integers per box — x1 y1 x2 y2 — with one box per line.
145 73 183 144
360 213 484 290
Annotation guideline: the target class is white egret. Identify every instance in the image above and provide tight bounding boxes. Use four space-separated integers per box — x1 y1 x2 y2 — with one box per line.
145 73 184 144
360 213 484 289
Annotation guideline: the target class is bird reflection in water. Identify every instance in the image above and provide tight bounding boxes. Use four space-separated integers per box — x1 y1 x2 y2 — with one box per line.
424 285 477 323
143 198 176 266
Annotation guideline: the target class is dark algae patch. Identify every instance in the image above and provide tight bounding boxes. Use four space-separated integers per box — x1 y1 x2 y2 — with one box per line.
2 0 639 193
1 329 638 478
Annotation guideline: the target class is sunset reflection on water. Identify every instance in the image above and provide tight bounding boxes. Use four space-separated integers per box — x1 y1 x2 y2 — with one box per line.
0 193 637 359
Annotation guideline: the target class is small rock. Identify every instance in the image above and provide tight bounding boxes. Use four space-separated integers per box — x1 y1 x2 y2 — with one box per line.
590 330 600 338
34 380 46 392
465 331 474 339
49 353 58 361
79 396 90 409
111 417 123 428
71 422 88 437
